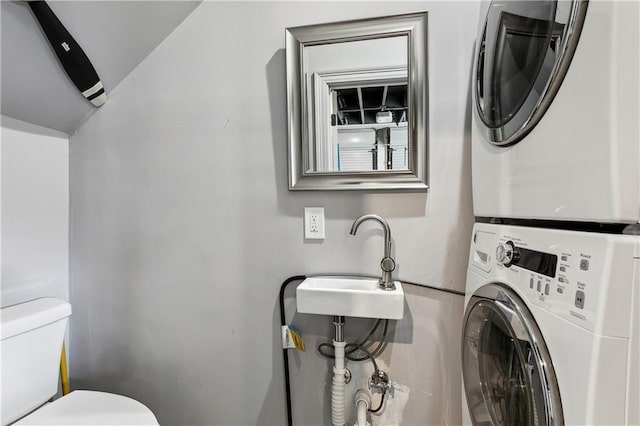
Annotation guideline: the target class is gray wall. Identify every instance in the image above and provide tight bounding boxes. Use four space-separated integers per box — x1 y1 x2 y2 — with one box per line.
69 2 478 425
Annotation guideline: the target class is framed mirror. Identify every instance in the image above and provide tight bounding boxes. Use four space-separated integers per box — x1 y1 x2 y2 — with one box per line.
286 12 428 191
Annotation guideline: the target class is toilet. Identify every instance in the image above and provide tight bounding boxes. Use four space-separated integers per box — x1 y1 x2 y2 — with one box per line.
1 298 158 425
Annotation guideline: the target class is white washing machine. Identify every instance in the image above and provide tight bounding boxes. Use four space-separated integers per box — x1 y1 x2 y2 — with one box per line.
461 222 639 425
472 0 640 223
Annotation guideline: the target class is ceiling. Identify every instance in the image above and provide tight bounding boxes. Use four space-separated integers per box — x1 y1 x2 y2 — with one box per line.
1 0 201 135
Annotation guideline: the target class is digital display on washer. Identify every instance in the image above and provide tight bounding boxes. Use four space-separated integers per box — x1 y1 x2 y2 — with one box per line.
514 247 557 278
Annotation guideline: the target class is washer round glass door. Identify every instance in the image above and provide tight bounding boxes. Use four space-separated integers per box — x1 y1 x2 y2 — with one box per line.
475 0 588 146
462 284 563 425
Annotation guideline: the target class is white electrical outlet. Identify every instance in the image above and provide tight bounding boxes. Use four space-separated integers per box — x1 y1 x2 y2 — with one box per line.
304 207 325 240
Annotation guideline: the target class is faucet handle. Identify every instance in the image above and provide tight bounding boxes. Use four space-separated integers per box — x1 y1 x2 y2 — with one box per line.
380 257 395 273
380 257 396 291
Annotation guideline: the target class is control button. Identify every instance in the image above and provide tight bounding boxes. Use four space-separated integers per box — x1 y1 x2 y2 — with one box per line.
557 287 564 294
544 283 550 295
558 277 564 283
529 278 534 289
561 255 568 261
537 281 542 292
560 266 566 272
575 290 585 309
496 241 515 266
580 259 590 271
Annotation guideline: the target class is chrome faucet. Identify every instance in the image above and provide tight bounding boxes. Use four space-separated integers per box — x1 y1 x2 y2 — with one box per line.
349 214 396 291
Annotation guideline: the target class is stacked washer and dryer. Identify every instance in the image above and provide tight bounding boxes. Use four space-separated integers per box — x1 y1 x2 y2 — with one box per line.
462 1 639 425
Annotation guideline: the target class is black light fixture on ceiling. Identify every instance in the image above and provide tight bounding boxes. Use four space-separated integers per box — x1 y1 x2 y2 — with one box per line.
23 0 106 107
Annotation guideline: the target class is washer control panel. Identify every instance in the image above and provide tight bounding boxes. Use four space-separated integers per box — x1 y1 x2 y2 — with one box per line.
496 240 557 277
469 223 637 338
496 233 604 332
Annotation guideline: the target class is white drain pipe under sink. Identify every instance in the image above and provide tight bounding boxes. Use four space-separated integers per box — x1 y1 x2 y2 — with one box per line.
331 338 346 426
354 389 371 426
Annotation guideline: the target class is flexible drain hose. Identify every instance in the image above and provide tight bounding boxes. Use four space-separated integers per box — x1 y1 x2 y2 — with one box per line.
332 340 347 426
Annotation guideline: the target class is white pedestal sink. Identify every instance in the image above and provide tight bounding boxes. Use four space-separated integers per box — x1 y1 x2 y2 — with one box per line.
296 276 404 320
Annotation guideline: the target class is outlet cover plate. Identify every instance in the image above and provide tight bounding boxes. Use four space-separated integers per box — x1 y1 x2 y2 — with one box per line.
304 207 325 240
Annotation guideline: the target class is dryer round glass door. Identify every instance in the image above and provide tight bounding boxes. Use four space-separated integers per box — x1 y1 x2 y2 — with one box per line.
462 284 563 425
474 0 588 146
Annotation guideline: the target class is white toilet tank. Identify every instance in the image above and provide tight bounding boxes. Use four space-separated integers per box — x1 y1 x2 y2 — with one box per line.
1 298 72 426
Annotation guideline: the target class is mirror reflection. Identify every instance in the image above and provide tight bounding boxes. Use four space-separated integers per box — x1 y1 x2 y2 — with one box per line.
303 36 408 173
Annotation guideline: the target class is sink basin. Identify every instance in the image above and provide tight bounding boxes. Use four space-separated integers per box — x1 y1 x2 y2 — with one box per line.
296 276 404 320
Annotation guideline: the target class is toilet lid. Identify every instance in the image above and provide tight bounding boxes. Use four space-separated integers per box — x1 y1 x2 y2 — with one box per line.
14 390 159 425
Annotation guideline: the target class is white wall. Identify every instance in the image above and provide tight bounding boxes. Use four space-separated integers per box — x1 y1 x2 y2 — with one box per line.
1 115 69 307
69 2 478 425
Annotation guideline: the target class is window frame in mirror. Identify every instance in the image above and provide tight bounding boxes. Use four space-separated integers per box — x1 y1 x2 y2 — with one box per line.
286 12 429 191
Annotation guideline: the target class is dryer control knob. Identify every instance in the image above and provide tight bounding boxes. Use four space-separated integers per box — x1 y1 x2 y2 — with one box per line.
496 241 515 267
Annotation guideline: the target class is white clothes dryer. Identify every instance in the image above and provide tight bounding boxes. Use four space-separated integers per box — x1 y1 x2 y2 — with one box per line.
471 1 640 224
461 223 639 425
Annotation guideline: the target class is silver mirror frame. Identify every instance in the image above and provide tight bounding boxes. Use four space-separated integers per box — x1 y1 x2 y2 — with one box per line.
286 12 429 191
